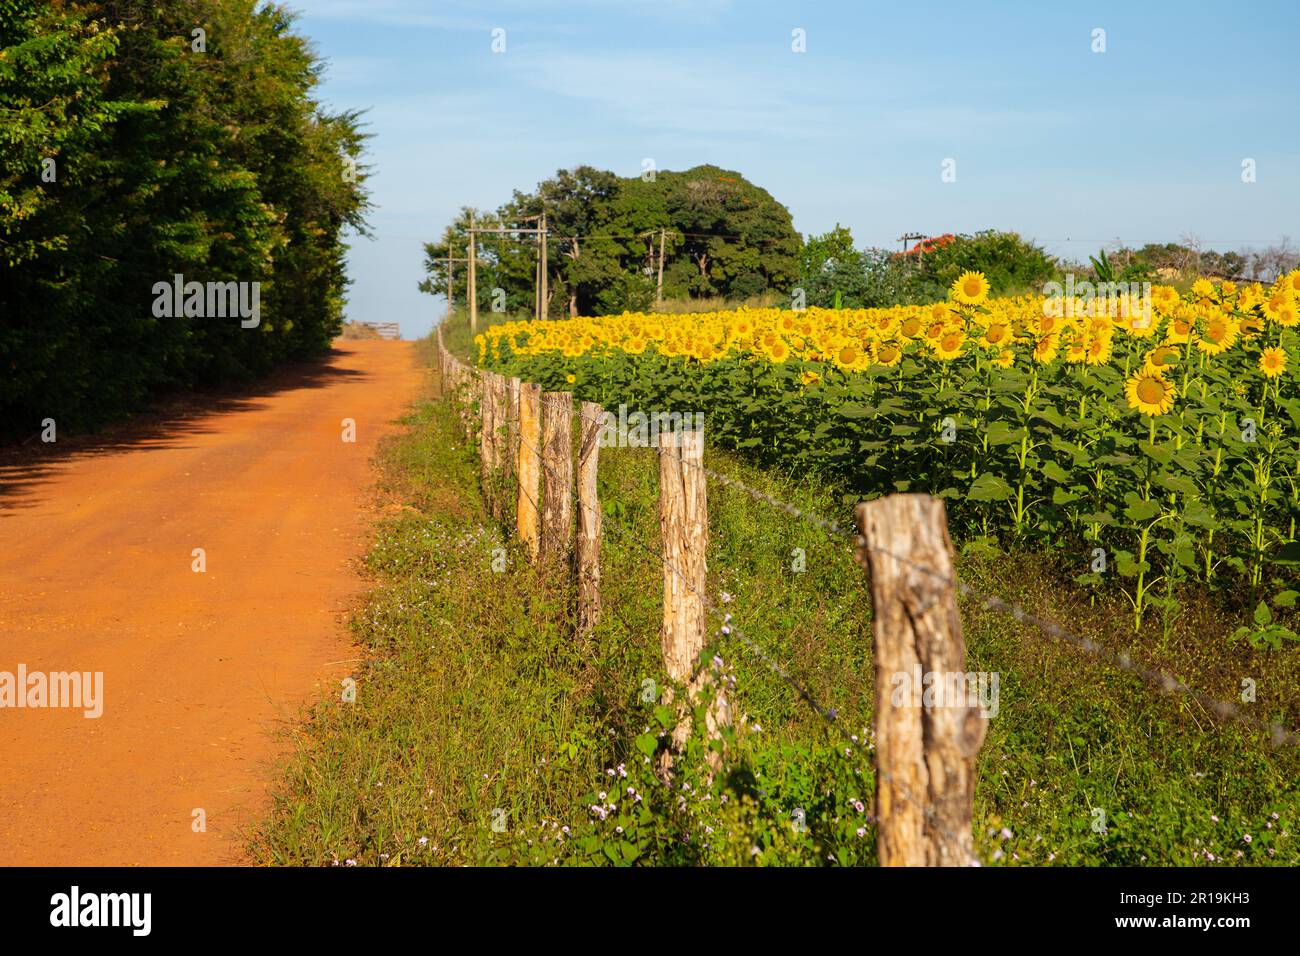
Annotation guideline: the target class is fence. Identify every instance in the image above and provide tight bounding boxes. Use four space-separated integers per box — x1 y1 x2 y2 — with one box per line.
434 321 1297 867
360 321 401 340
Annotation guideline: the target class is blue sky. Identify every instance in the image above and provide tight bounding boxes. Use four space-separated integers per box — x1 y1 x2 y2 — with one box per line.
288 0 1300 339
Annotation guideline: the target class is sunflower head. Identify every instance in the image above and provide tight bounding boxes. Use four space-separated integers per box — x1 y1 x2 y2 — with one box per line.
1033 333 1060 364
875 342 902 367
1125 369 1177 417
932 330 965 361
833 342 863 371
1143 344 1179 374
951 270 990 306
1259 347 1288 379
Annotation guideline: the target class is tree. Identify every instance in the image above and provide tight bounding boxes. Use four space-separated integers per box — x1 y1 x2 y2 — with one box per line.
422 164 802 317
1 0 370 438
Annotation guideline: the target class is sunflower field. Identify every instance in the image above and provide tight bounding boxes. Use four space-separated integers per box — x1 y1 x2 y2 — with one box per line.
475 272 1300 630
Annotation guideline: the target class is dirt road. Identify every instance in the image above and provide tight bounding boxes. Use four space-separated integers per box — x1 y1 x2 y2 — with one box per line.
0 341 425 865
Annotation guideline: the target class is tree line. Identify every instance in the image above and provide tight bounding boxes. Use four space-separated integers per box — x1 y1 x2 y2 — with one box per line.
420 165 803 318
423 164 1296 321
420 166 1068 318
1 0 369 439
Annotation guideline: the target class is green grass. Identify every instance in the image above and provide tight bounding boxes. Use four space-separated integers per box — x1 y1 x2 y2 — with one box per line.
250 338 1300 866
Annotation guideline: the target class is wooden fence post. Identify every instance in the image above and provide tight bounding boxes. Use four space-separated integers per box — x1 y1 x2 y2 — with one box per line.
435 327 447 395
516 382 542 560
657 427 727 775
479 372 495 511
855 494 986 867
492 373 509 520
540 391 574 563
576 401 604 635
504 377 519 490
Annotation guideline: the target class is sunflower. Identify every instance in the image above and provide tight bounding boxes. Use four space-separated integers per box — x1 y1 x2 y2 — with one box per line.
898 316 922 339
951 270 990 306
1272 299 1299 328
1151 285 1181 314
872 312 898 335
874 342 903 367
1124 309 1159 338
992 348 1015 369
1125 369 1177 416
1084 332 1113 366
767 338 790 363
1143 344 1180 374
1064 336 1088 364
1238 284 1264 313
1033 333 1060 364
1191 277 1216 300
1163 312 1194 345
565 373 577 385
932 330 966 361
1259 347 1288 378
832 342 868 372
1262 290 1293 323
1031 311 1063 337
799 369 822 387
979 322 1012 349
1194 313 1238 355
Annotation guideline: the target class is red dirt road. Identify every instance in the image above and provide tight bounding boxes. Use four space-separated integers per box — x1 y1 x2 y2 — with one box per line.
0 341 426 865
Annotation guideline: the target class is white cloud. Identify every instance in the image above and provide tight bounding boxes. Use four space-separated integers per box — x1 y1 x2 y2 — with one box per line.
509 50 838 138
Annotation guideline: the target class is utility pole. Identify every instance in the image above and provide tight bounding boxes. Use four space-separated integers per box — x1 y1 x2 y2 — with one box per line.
468 220 545 323
467 212 477 333
898 232 925 268
656 227 667 305
444 253 486 314
539 209 548 321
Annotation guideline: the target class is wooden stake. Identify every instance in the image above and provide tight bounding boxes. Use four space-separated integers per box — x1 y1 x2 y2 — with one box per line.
657 427 727 775
479 373 494 510
516 382 541 560
576 401 603 636
467 212 477 333
506 377 520 488
855 494 986 867
656 227 666 305
540 391 574 563
539 209 549 320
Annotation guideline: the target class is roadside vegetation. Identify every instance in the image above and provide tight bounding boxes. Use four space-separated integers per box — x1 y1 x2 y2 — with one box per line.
1 1 369 439
252 326 1299 866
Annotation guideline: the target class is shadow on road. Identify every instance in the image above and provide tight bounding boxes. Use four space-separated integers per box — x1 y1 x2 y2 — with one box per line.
0 346 370 515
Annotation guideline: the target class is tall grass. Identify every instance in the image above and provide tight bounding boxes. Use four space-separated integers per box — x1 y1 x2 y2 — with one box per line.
250 339 1300 866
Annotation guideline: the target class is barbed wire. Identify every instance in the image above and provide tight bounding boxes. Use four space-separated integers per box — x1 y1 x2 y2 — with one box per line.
440 336 1299 749
501 419 977 861
453 369 979 856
